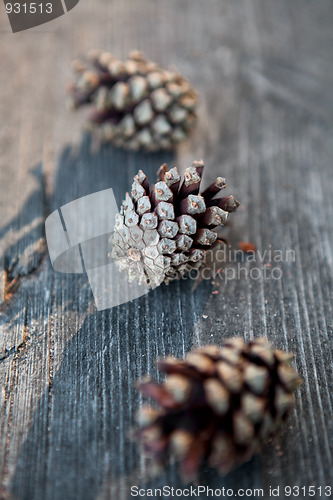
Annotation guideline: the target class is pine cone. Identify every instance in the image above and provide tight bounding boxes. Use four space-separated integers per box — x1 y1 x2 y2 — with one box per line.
134 337 302 482
67 50 197 151
110 160 239 288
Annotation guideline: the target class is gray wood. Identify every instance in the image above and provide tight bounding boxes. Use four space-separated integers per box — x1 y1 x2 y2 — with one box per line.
1 1 333 499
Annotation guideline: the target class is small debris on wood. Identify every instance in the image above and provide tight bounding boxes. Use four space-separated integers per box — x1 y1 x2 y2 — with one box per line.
239 241 256 253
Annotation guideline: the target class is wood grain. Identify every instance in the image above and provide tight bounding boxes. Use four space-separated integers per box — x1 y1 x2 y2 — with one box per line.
1 1 333 498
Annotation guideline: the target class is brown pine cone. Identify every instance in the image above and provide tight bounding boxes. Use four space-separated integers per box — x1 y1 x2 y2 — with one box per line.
67 50 197 151
134 337 302 482
109 160 239 288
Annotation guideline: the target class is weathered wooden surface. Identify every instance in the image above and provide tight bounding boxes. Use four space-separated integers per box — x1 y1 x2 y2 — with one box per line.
1 1 333 499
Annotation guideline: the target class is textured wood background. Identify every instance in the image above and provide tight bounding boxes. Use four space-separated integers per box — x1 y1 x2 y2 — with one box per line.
1 1 333 499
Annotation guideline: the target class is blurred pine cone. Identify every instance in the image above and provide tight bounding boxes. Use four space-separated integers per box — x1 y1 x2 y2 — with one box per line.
68 50 197 151
134 337 302 482
110 160 239 288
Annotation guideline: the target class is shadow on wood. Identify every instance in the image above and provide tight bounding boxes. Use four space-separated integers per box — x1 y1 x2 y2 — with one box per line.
9 135 217 499
11 278 214 500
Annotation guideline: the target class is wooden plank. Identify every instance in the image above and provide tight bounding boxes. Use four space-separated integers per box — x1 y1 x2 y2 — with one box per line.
0 0 333 498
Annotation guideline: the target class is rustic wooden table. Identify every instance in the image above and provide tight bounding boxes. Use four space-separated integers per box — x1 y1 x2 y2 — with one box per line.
1 1 333 499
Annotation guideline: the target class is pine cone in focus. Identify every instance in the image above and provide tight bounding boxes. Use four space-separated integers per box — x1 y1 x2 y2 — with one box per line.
134 337 302 482
68 50 197 151
110 160 239 287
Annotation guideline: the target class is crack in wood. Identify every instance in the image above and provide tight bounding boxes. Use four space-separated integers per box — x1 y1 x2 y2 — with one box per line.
0 337 31 363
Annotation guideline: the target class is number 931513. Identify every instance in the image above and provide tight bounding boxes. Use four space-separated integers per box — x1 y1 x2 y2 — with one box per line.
5 3 53 14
